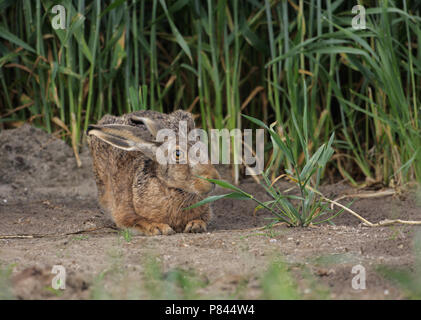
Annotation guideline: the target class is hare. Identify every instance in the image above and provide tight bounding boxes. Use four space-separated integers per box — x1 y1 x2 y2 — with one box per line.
86 110 220 236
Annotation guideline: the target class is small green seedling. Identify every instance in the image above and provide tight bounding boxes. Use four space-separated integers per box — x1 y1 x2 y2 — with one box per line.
119 229 133 243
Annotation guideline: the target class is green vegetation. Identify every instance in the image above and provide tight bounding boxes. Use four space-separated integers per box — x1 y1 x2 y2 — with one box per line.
189 116 345 226
261 259 301 299
142 256 208 299
0 264 15 300
377 231 421 299
90 254 210 299
0 1 420 184
89 253 325 299
119 228 133 243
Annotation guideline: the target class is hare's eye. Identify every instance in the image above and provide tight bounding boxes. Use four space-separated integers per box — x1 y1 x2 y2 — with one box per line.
174 149 183 161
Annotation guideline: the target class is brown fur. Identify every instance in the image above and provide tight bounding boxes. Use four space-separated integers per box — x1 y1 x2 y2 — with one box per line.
87 110 219 235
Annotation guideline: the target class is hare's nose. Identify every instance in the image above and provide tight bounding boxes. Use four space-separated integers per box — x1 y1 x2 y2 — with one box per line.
210 169 220 181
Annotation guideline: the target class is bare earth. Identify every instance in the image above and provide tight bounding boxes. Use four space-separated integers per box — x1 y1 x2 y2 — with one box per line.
0 125 420 299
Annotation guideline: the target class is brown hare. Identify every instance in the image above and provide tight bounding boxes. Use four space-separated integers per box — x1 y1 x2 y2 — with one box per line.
87 110 220 236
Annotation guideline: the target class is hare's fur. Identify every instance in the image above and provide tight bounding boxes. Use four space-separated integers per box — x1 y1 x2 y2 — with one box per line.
87 110 219 235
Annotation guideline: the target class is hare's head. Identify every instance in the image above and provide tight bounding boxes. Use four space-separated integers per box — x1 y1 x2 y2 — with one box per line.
87 110 220 195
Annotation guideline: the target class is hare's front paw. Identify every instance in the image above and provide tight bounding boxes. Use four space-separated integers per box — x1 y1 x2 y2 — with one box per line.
138 222 176 236
184 220 207 233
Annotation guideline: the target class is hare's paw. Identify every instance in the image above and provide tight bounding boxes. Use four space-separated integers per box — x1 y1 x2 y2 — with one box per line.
184 220 207 233
138 222 176 236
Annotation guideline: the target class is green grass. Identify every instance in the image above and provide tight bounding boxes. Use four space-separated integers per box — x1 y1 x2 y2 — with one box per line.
119 228 133 243
188 116 345 227
89 252 325 300
142 256 208 300
377 231 421 299
0 264 15 300
260 259 301 299
0 0 420 185
90 253 210 299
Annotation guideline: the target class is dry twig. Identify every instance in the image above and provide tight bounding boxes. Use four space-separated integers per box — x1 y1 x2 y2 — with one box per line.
0 226 117 240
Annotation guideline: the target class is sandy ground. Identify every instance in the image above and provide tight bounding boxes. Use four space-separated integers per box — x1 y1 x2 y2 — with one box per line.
0 125 421 299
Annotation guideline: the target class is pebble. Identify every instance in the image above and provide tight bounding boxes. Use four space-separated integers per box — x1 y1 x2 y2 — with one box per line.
3 199 7 203
269 239 277 243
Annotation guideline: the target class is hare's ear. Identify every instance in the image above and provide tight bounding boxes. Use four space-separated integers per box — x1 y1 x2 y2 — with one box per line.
87 124 158 158
130 115 159 138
